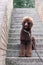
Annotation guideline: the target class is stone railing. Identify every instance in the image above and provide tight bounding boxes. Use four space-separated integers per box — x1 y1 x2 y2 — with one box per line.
0 0 13 65
35 0 43 22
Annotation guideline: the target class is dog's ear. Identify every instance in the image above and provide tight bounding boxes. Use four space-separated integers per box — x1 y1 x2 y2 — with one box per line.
22 16 27 26
22 20 25 27
28 17 33 28
30 21 33 28
22 21 24 26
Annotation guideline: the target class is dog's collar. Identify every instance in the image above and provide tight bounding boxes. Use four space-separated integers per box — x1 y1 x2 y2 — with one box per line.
24 29 30 36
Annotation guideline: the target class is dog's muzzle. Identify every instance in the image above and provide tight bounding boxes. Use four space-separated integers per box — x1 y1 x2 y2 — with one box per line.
25 22 28 26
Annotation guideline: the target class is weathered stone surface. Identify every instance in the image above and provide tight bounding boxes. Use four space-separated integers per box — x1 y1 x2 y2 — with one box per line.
6 57 43 65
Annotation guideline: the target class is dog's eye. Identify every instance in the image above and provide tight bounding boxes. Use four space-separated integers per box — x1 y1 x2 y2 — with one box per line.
25 22 28 25
28 22 31 24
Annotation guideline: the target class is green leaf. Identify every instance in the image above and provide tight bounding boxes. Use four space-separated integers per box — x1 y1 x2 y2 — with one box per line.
13 0 35 8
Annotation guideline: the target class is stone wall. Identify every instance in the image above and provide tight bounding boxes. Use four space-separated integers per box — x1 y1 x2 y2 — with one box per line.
0 0 13 65
35 0 43 22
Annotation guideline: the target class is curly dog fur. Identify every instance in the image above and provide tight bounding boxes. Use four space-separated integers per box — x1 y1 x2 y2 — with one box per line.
19 16 36 57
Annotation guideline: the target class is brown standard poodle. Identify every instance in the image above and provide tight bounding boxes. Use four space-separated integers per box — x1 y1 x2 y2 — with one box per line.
19 16 36 57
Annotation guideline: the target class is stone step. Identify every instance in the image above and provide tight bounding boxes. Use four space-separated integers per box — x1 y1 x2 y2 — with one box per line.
13 17 38 20
13 10 38 14
6 57 43 65
8 33 43 39
13 8 36 12
13 12 38 15
11 20 42 24
12 13 40 17
10 24 43 28
8 37 43 41
8 36 43 40
8 39 43 45
12 17 41 21
12 14 38 17
9 29 43 33
7 50 43 57
9 33 43 36
11 22 43 25
11 18 42 22
9 29 43 34
10 25 22 28
11 16 41 20
7 42 43 45
11 23 22 25
10 27 43 30
12 13 41 17
7 44 43 50
12 18 40 23
12 12 36 14
13 13 39 16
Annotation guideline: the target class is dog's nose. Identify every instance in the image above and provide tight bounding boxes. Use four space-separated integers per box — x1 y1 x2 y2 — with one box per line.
25 22 28 26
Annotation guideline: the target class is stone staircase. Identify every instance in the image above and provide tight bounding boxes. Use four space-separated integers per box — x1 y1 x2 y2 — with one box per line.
6 8 43 65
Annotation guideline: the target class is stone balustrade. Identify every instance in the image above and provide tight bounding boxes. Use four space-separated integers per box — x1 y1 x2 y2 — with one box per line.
0 0 13 65
35 0 43 22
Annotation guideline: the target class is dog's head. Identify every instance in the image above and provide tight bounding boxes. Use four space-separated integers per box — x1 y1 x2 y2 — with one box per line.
22 16 33 30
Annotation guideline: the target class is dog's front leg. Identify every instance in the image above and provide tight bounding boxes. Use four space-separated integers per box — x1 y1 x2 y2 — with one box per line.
19 43 25 57
26 43 32 57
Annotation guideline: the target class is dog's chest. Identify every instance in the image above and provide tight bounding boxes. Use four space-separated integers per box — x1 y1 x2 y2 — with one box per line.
21 30 31 41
